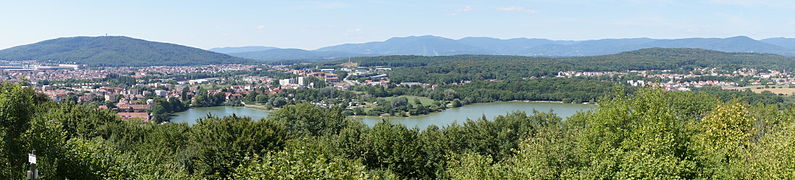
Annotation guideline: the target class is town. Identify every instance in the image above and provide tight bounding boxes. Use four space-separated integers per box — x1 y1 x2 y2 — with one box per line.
3 60 794 123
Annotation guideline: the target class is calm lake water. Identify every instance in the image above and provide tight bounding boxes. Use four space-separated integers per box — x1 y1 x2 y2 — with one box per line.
171 102 595 128
170 106 270 125
359 102 594 129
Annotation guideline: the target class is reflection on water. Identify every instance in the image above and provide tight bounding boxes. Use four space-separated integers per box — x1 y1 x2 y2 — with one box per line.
359 102 594 130
170 106 269 125
170 102 594 129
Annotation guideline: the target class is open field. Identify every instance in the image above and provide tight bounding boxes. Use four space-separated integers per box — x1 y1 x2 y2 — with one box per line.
383 95 437 106
751 88 795 95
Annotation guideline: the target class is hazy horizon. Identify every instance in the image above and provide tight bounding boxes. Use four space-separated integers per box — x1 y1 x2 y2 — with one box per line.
2 0 795 50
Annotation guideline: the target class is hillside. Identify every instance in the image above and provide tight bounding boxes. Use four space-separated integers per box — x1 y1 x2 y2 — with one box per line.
212 36 795 61
762 38 795 50
317 35 494 56
0 36 254 66
640 36 794 55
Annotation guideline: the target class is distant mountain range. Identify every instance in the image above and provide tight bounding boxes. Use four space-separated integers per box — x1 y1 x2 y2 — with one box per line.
0 36 252 66
3 35 795 66
216 35 795 61
227 49 371 61
209 46 278 54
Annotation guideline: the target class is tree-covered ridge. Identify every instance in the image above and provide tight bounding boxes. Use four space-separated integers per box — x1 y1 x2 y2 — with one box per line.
315 35 795 57
337 48 795 84
229 48 369 61
0 36 254 66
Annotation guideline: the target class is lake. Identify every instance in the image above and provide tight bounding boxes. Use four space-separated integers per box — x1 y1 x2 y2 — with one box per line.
359 102 594 129
170 102 595 128
170 106 270 125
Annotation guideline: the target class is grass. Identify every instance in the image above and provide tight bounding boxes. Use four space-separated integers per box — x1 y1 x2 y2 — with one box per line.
383 95 437 106
751 87 795 95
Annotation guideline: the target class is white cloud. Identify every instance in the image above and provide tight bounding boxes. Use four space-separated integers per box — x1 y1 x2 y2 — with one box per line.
449 5 474 16
458 6 474 12
496 6 538 14
256 25 266 30
346 28 362 33
707 0 795 8
709 0 760 6
310 1 348 9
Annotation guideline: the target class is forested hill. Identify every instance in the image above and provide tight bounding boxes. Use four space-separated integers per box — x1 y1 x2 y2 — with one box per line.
0 36 254 66
564 48 795 70
229 48 371 61
352 48 795 70
326 48 795 84
316 35 795 57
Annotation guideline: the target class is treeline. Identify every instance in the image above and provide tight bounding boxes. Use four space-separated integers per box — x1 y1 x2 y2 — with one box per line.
695 86 787 106
364 96 445 116
2 82 795 179
354 78 618 104
446 88 795 179
191 89 226 107
151 97 189 122
242 88 357 109
431 78 618 104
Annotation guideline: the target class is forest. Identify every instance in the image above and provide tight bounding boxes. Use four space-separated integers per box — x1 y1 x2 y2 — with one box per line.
1 81 794 179
0 36 254 66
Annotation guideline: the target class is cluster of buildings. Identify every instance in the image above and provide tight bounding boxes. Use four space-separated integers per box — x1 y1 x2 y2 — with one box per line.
628 80 738 91
7 63 295 122
0 62 260 83
559 67 795 91
18 58 795 122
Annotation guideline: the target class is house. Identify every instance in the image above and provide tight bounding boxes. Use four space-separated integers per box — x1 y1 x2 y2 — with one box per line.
225 92 244 101
116 101 153 112
308 72 326 77
117 112 150 122
325 74 340 82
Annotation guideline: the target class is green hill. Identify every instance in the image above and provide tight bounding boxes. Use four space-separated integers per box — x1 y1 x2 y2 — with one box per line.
0 36 254 66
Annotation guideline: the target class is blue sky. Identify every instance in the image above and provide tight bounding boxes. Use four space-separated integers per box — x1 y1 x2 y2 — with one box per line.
1 0 794 50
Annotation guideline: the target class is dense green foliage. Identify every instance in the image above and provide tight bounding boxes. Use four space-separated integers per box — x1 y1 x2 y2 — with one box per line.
445 89 795 179
151 97 189 122
1 81 795 179
192 89 226 107
0 36 253 66
431 78 617 103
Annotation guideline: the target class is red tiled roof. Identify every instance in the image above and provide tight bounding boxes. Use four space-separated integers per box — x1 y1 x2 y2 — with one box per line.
117 112 150 122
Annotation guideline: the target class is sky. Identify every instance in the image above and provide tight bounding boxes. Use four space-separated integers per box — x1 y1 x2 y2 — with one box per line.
1 0 794 50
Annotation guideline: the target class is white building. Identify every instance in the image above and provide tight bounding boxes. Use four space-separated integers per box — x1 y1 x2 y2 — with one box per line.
154 90 168 97
279 78 296 86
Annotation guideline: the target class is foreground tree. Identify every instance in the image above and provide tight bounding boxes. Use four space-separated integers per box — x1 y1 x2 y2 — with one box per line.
189 116 288 179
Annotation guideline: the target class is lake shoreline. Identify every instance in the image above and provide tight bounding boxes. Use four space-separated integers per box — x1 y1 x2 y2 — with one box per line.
170 101 595 128
350 100 596 119
357 101 595 130
170 106 271 125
